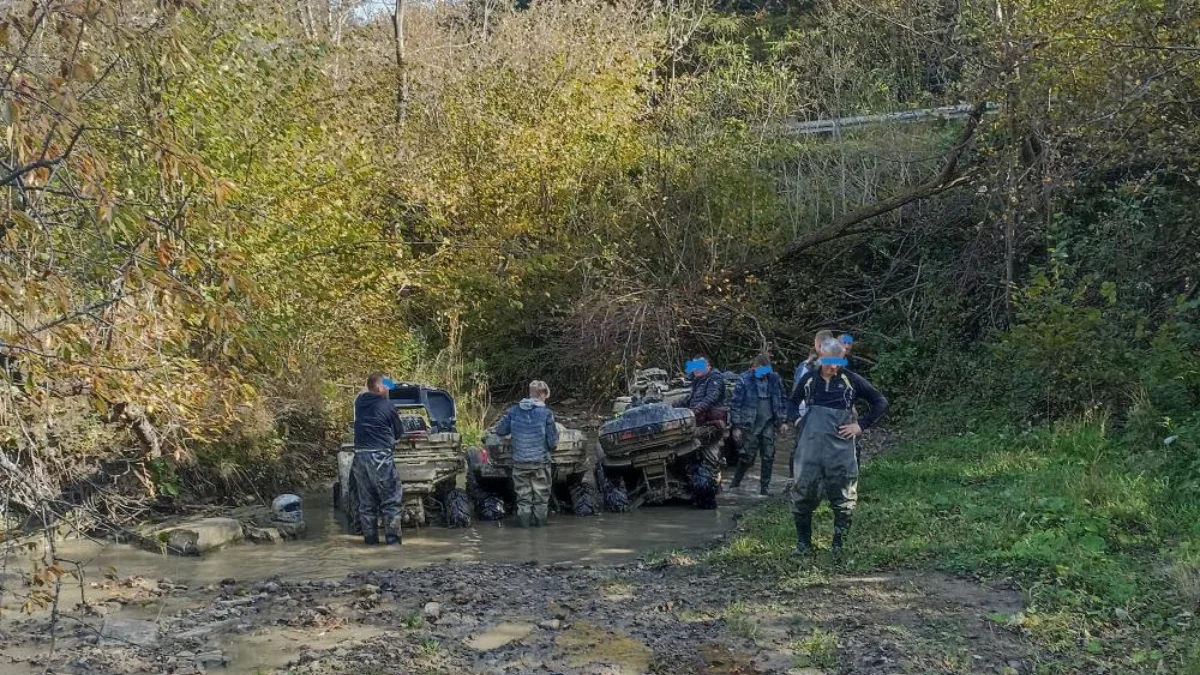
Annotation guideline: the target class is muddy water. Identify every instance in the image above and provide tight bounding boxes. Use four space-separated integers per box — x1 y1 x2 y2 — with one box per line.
46 495 740 588
3 450 789 619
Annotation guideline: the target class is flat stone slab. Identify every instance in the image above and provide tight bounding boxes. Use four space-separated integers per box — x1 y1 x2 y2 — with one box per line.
156 517 244 555
100 617 160 647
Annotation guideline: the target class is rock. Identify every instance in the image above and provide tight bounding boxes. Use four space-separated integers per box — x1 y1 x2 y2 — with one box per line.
214 594 262 608
333 648 350 658
156 518 244 556
194 651 229 669
538 619 562 631
99 617 159 647
262 582 282 594
126 577 159 593
244 526 282 544
423 601 441 621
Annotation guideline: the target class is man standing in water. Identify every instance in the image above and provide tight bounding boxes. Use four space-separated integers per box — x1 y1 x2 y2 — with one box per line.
789 339 889 558
353 373 405 545
495 380 559 528
729 354 788 496
678 356 728 468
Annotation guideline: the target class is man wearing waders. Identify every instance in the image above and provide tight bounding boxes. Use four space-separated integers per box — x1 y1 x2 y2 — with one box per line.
353 373 406 545
788 340 889 557
838 333 863 466
495 380 559 527
730 354 788 496
787 330 834 480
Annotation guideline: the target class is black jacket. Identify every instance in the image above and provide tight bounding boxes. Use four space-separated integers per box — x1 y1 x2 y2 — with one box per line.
789 369 889 429
353 392 404 450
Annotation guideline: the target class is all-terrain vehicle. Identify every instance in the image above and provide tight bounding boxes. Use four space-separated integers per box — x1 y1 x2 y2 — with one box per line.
593 401 719 511
611 368 691 414
610 366 743 473
333 383 471 530
467 423 598 520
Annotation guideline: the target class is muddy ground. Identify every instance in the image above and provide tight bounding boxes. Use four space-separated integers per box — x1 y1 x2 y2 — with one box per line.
2 424 1038 675
1 535 1035 675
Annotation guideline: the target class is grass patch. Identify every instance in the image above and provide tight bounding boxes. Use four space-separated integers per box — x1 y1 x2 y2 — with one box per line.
792 627 838 668
711 419 1200 673
723 602 762 642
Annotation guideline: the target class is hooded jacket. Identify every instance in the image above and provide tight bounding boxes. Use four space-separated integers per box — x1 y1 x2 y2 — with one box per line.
495 398 559 464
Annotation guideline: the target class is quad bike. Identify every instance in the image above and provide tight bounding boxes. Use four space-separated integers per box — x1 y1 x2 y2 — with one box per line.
467 423 598 521
593 401 719 511
333 383 471 531
611 368 691 414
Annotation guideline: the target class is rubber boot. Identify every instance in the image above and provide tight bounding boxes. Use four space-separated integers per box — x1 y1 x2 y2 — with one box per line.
730 460 749 489
832 512 852 559
759 453 773 496
385 534 402 545
791 513 812 556
363 532 380 546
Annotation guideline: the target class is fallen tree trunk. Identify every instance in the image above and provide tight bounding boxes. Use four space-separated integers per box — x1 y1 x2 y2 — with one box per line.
738 101 988 275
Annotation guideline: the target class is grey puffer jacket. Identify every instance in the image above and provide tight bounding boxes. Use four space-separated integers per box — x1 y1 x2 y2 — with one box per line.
495 398 559 464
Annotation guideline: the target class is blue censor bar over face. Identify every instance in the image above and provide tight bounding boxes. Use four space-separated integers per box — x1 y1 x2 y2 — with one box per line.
685 358 708 375
819 357 848 367
754 365 773 377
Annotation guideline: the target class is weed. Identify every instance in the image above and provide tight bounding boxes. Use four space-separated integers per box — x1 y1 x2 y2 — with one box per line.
418 637 442 655
402 613 424 629
1166 556 1200 611
723 602 761 642
792 627 838 668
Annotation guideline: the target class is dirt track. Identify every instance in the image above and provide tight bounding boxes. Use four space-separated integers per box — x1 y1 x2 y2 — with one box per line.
1 531 1037 675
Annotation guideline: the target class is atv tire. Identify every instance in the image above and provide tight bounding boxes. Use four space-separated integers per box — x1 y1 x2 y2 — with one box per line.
477 493 506 521
441 487 472 528
690 462 719 510
569 479 599 517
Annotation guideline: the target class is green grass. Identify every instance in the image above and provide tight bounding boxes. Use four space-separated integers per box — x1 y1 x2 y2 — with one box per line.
710 419 1200 673
723 602 762 642
792 627 838 668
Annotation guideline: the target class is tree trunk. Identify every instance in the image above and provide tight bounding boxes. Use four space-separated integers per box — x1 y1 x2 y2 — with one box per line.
393 0 408 124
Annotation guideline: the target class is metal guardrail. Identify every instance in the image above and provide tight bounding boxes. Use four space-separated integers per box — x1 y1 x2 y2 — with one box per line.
782 103 999 136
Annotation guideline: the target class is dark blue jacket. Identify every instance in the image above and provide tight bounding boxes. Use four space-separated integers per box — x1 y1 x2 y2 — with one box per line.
353 392 404 450
495 399 559 464
730 370 788 428
789 369 889 429
681 370 725 414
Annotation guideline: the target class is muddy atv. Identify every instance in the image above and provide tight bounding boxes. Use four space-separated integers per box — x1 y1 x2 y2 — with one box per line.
466 423 598 521
611 368 691 414
593 402 719 511
333 383 471 531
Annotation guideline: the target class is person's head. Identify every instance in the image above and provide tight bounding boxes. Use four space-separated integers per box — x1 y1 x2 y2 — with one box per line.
685 355 711 378
366 371 390 396
751 353 773 378
813 330 834 352
838 333 855 355
817 339 847 376
528 380 551 402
